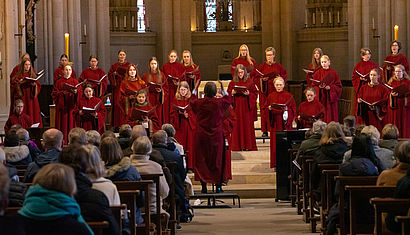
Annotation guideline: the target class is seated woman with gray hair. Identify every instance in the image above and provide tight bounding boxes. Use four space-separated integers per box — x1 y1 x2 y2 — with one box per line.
162 123 184 157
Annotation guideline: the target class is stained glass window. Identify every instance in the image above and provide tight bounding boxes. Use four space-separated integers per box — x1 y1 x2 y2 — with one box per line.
205 0 217 32
137 0 145 32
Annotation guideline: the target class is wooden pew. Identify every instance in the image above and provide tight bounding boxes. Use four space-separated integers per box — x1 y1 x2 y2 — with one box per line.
164 162 177 235
114 180 154 235
370 197 410 235
318 165 339 234
288 148 299 209
307 158 320 232
300 154 313 223
395 215 410 235
334 175 378 235
87 221 109 235
140 173 163 235
346 185 396 235
110 204 127 232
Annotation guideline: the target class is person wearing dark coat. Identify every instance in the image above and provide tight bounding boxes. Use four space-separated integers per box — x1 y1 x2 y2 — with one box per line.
118 124 132 150
2 132 32 166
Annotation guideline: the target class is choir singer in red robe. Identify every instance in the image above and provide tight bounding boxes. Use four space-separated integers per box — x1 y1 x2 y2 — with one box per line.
182 50 201 97
190 82 233 193
357 68 389 132
52 65 80 143
263 77 296 168
257 47 287 137
10 59 42 127
79 56 107 98
4 99 33 134
386 65 410 138
312 55 342 123
171 81 196 170
383 40 410 83
108 50 131 129
227 64 258 151
142 57 168 126
127 89 159 136
297 87 324 129
53 54 77 85
305 48 323 86
73 84 106 134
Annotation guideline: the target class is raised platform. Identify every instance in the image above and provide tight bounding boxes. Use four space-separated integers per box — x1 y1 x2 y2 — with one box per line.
190 191 241 208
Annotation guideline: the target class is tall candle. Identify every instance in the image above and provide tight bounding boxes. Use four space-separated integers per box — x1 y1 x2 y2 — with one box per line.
337 11 340 24
115 16 118 28
321 12 323 24
394 25 399 40
124 16 127 28
64 33 69 60
372 18 375 30
244 16 246 28
83 24 87 37
313 12 316 25
305 9 308 26
131 16 135 28
329 11 332 24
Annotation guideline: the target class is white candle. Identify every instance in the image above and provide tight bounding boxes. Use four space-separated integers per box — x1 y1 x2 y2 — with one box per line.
83 24 87 37
337 11 340 24
305 9 308 26
115 16 118 28
124 15 127 28
372 17 375 30
313 12 316 25
321 12 323 24
132 16 135 28
329 11 332 24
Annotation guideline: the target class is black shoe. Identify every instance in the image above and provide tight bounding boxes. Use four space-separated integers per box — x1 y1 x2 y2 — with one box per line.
262 132 268 137
201 181 207 194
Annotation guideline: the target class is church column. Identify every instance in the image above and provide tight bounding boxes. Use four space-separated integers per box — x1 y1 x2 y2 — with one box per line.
51 0 64 74
88 0 98 57
279 0 293 80
195 0 204 31
271 0 281 56
96 0 110 71
253 0 261 30
347 0 362 70
233 0 240 30
261 0 273 52
394 0 407 55
67 0 82 73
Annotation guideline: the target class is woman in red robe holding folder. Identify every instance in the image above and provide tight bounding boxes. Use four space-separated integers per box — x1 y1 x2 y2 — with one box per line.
52 65 80 143
162 50 186 123
257 47 287 137
312 55 342 123
386 65 410 138
73 84 106 134
305 48 323 86
170 81 196 169
127 89 159 136
227 64 258 151
79 56 107 98
351 48 379 121
182 50 201 97
108 50 131 129
357 68 389 132
142 57 168 126
263 77 296 168
383 40 410 83
297 87 324 129
53 54 77 85
119 64 146 125
10 58 42 127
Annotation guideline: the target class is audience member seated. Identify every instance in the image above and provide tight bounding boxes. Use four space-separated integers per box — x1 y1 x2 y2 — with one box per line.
17 163 94 235
162 124 184 156
58 144 120 235
344 125 396 169
379 124 399 151
2 132 32 166
83 144 120 206
101 130 116 141
118 124 132 150
296 120 326 161
4 99 32 134
343 115 356 146
0 148 18 181
354 124 365 137
16 128 40 161
86 130 101 147
131 136 170 219
377 140 410 186
23 129 63 183
68 127 87 146
0 164 26 235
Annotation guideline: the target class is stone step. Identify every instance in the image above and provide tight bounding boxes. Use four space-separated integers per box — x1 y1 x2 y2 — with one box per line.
231 160 272 173
191 183 276 199
189 172 276 185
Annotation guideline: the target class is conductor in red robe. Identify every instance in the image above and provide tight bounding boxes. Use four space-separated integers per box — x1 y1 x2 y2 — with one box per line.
181 50 201 97
227 64 258 151
263 77 296 168
385 65 410 138
162 50 186 124
108 50 131 129
382 40 410 84
79 56 107 98
142 57 169 126
4 99 33 134
297 87 324 129
53 54 77 85
170 81 196 170
52 65 80 143
305 48 323 86
10 59 42 127
257 47 287 137
190 82 233 193
73 84 106 134
312 55 342 123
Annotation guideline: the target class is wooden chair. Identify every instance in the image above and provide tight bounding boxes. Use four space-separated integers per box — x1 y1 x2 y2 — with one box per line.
110 204 127 232
300 154 313 223
335 175 378 235
87 221 110 235
114 180 154 235
346 185 396 235
140 173 163 235
164 162 177 235
318 165 339 233
370 197 410 235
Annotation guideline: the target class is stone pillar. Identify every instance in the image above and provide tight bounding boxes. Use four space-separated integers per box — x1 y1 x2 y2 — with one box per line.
52 0 64 73
96 0 110 71
253 0 261 29
271 0 281 59
233 0 240 30
280 0 293 80
347 0 362 70
261 0 273 52
88 0 98 56
395 0 407 55
195 0 204 31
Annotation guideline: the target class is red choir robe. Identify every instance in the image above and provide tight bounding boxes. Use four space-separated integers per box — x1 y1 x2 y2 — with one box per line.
162 62 186 123
385 79 410 138
222 106 235 182
356 83 389 132
227 79 258 151
4 112 33 134
257 62 287 133
79 67 107 98
119 79 146 125
52 77 80 143
305 63 321 87
183 64 201 97
351 60 379 120
264 90 296 168
108 61 131 128
297 100 324 129
312 68 342 123
142 72 168 126
73 96 106 134
53 66 77 85
10 72 42 127
190 95 233 184
231 57 259 121
383 53 410 83
170 97 196 169
127 103 160 136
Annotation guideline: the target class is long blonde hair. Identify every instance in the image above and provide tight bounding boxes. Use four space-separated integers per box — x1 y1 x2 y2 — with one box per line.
233 64 248 82
235 44 254 66
181 50 196 68
175 81 192 100
388 64 410 85
311 48 323 70
319 122 345 145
